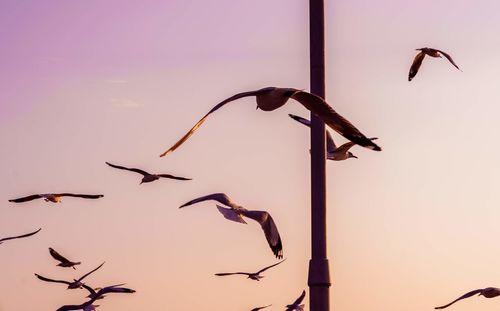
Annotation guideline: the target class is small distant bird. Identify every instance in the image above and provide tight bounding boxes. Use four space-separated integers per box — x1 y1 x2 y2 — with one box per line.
408 47 461 81
160 87 381 156
9 193 103 203
215 259 286 281
179 193 283 258
35 262 105 289
105 162 191 184
49 248 81 269
435 287 500 309
251 305 272 311
0 228 41 244
56 284 136 311
286 290 306 311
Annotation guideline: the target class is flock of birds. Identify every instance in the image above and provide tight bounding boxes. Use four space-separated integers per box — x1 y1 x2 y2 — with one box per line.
3 47 490 310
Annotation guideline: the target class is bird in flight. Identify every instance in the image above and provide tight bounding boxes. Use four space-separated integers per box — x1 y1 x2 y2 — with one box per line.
435 287 500 309
105 162 191 184
408 47 461 81
49 247 81 269
81 283 125 301
251 305 272 311
215 259 286 281
286 290 306 311
179 193 283 258
160 87 381 156
56 284 136 311
0 228 41 244
35 262 105 289
9 193 103 203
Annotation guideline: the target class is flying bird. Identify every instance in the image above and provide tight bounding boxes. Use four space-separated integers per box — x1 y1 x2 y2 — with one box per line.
408 47 461 81
56 285 135 311
215 259 286 281
82 283 125 300
49 247 81 269
435 287 500 309
35 262 105 289
286 290 306 311
160 87 381 156
105 162 191 184
179 193 283 258
9 193 103 203
0 228 41 244
251 305 272 311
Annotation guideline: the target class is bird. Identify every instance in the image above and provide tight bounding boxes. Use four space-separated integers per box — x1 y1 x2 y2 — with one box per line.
215 259 286 281
408 47 461 81
0 228 41 244
105 162 191 184
56 284 136 311
81 283 125 300
286 290 306 311
49 247 81 269
289 114 379 160
34 262 105 289
435 287 500 309
251 305 272 311
9 193 103 203
159 87 381 156
179 193 283 258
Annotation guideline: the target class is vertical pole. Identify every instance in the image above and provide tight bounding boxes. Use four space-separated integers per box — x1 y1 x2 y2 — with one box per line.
308 0 331 311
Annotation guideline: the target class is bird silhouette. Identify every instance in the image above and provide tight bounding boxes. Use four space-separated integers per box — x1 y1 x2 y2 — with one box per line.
105 162 191 184
0 228 41 244
215 259 286 281
56 284 135 311
408 47 461 81
251 305 272 311
49 248 81 269
286 290 306 311
9 193 103 203
435 287 500 309
35 262 105 289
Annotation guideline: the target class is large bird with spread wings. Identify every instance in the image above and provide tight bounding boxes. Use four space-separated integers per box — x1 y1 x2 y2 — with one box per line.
9 193 103 203
435 287 500 309
105 162 191 184
215 259 286 281
160 87 381 156
179 193 283 258
49 247 81 269
286 290 306 311
35 262 105 289
56 284 136 311
408 47 461 81
0 228 41 244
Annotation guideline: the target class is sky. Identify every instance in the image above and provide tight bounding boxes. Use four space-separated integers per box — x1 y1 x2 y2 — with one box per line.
1 0 500 310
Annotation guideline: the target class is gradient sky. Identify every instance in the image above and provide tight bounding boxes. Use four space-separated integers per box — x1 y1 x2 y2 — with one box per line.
2 0 500 310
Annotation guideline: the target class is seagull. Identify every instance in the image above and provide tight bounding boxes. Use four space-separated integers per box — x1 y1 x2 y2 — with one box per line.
81 283 126 300
49 247 81 269
408 47 461 81
289 114 379 160
251 305 272 311
105 162 191 184
160 87 381 156
9 193 103 203
435 287 500 309
0 228 41 244
179 193 283 258
215 259 286 281
56 285 136 311
286 290 306 311
35 262 105 289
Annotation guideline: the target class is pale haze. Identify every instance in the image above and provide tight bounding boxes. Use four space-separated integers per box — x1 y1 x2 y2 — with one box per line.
1 1 500 310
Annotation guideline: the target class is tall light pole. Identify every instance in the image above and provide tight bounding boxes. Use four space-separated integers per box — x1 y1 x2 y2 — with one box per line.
308 0 331 311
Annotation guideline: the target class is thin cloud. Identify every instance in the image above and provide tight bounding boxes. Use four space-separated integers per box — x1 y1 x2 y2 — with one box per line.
110 98 142 108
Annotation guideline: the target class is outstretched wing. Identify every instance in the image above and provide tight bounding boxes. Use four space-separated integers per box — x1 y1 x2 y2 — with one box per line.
257 258 287 274
0 228 41 243
292 290 306 305
436 49 461 71
179 193 239 209
49 247 71 264
251 305 272 311
160 88 271 156
77 262 105 282
409 51 425 81
288 113 311 127
215 272 250 276
105 162 149 176
58 193 104 200
291 91 381 151
435 289 483 309
289 113 337 152
34 273 71 285
157 174 192 181
8 194 42 203
57 285 135 311
240 210 283 258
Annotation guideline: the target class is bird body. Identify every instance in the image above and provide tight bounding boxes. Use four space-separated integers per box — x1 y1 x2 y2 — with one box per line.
105 162 191 184
0 228 41 244
9 193 103 203
408 47 461 81
435 287 500 309
286 290 306 311
49 248 81 269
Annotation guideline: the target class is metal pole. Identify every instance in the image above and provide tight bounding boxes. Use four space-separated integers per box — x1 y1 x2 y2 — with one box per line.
308 0 331 311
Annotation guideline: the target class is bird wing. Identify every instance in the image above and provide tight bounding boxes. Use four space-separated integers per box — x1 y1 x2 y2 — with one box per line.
409 51 425 81
257 258 287 274
292 290 307 305
0 228 41 243
8 194 42 203
34 273 71 285
216 204 247 224
240 210 283 258
290 91 381 151
77 262 105 282
435 289 483 309
159 88 272 156
81 284 97 296
49 247 71 263
57 194 104 199
179 193 239 209
289 113 337 152
215 272 250 276
157 174 192 181
288 113 311 127
251 305 272 311
436 49 461 71
105 162 149 176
